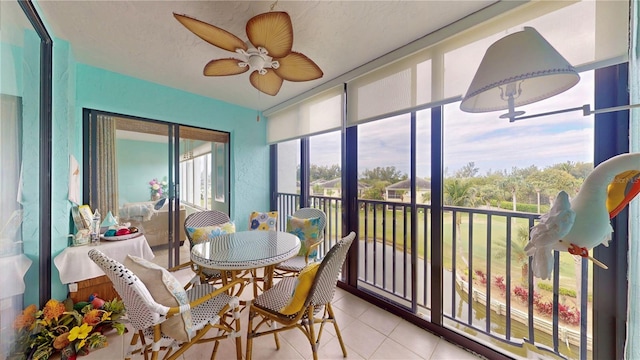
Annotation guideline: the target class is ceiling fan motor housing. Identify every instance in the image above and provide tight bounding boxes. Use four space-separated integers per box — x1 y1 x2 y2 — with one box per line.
238 47 279 75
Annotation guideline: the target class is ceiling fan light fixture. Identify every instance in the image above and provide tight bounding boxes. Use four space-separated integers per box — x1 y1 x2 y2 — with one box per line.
237 47 279 74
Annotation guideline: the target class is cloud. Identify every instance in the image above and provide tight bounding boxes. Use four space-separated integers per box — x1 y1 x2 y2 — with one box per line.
308 71 596 178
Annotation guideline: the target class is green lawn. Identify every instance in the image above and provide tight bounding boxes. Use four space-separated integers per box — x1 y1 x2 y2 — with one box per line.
324 205 591 296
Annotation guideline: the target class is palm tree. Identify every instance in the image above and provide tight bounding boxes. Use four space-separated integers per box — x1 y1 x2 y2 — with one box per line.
443 179 477 268
493 225 531 285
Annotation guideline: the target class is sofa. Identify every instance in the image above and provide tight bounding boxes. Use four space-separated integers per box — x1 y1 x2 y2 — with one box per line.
119 201 186 248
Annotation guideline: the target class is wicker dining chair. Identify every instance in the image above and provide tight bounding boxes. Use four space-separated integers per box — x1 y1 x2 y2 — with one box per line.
246 211 278 297
246 231 356 360
88 249 243 360
274 207 327 277
179 210 232 286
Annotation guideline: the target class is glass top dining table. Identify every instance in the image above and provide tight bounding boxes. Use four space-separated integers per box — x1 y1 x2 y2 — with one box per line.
191 230 301 295
190 230 300 271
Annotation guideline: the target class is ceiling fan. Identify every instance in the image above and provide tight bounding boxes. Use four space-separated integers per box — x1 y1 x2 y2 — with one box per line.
173 11 323 96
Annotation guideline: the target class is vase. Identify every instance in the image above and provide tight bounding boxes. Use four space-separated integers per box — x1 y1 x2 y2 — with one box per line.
151 193 161 201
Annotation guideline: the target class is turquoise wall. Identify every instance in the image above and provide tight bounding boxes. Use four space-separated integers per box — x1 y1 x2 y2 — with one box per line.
74 64 270 225
50 38 78 301
46 50 269 299
116 139 169 204
34 0 270 302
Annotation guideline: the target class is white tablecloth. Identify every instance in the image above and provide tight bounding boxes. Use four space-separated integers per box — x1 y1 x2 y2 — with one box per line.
0 254 32 299
54 234 154 284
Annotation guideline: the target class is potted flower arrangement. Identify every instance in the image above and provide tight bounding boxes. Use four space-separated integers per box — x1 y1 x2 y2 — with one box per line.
9 297 126 360
149 177 168 201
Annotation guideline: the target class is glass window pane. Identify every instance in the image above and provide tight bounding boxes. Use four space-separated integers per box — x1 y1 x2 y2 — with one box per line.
277 139 301 195
277 139 301 229
441 70 595 359
357 114 411 303
309 130 342 249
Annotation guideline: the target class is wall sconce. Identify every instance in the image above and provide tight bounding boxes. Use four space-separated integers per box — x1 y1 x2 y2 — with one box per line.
460 27 639 122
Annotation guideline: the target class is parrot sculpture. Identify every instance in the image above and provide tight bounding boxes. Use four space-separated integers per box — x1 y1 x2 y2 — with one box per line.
525 152 640 280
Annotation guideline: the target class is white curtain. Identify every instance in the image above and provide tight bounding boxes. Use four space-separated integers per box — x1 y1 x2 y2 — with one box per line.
627 1 640 358
0 95 23 252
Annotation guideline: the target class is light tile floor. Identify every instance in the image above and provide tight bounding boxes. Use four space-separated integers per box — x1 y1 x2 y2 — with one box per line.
85 289 484 359
83 245 485 360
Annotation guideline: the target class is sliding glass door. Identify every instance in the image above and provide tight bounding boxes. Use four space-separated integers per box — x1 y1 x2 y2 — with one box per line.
0 1 51 356
84 110 229 269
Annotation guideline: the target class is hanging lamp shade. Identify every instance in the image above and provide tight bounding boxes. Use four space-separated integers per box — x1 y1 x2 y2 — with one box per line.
460 27 580 116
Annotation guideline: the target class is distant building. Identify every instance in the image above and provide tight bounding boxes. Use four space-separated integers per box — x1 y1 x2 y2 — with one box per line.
310 178 369 198
385 178 431 203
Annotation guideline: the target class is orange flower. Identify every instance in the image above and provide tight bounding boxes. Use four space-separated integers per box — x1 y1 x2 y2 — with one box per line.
83 309 102 326
42 299 66 322
53 332 71 350
23 304 37 317
13 314 34 330
13 304 37 330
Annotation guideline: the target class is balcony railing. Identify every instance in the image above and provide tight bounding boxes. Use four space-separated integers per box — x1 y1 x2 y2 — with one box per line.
276 192 591 360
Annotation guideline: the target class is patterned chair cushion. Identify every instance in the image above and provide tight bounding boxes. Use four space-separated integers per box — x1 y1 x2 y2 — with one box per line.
186 221 236 244
249 211 278 231
280 262 320 315
124 255 193 342
286 216 320 257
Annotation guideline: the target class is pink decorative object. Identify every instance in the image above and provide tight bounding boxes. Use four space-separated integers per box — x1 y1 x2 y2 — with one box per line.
89 293 105 309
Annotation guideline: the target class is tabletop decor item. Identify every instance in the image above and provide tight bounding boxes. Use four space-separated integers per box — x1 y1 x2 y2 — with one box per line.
9 297 126 360
148 177 168 201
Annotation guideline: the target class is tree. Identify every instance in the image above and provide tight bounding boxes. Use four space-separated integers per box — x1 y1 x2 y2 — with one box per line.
443 179 477 267
312 184 323 195
361 181 387 201
360 166 407 184
443 179 477 207
309 164 341 182
455 162 480 178
494 225 531 284
527 168 581 205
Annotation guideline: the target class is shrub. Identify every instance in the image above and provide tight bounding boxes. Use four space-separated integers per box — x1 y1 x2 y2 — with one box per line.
513 285 528 303
537 283 577 298
494 276 506 295
534 301 553 316
474 270 487 285
489 200 549 213
558 303 581 325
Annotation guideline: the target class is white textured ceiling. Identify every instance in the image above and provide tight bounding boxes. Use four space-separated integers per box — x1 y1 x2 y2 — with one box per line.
37 1 498 111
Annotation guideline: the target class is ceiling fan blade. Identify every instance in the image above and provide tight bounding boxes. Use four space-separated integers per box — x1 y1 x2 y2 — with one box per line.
203 58 249 76
250 69 283 96
246 12 293 58
174 13 248 53
273 52 323 82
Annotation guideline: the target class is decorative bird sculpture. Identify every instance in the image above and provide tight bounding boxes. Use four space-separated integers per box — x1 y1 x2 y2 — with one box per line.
525 152 640 280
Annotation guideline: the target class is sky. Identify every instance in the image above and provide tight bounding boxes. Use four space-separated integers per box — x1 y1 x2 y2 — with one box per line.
309 71 595 179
